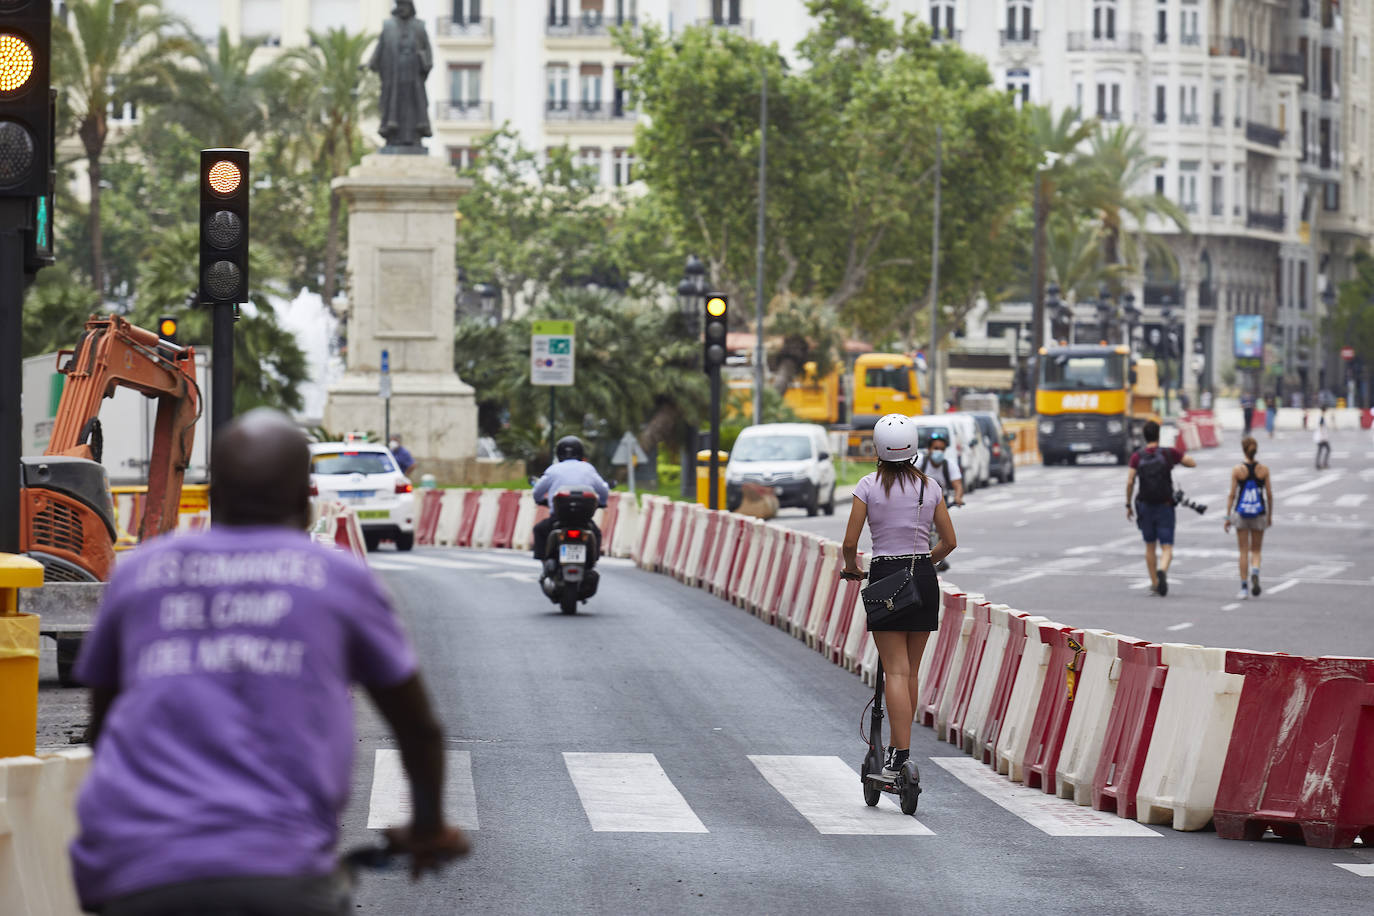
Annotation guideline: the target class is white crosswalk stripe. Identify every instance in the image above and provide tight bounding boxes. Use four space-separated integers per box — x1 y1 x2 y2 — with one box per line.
1285 493 1320 506
1334 494 1368 508
929 757 1159 837
563 752 708 833
367 748 479 830
749 755 934 835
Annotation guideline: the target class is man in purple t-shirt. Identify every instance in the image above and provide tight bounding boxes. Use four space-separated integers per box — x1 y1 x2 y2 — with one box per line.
71 410 467 914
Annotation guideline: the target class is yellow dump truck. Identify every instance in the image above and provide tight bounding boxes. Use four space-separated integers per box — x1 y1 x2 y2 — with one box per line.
783 353 924 428
1035 344 1161 465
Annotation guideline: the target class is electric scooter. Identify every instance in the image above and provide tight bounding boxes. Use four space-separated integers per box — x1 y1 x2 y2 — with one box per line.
860 657 922 815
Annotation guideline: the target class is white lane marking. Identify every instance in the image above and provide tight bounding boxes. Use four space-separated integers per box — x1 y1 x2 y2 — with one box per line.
563 753 708 833
368 561 409 571
367 749 479 830
1023 498 1080 514
1335 863 1374 876
1166 622 1195 632
983 571 1047 590
1013 519 1031 527
1128 580 1154 590
1285 493 1320 507
1334 494 1368 508
1221 603 1241 611
389 554 487 571
1282 562 1351 580
1283 472 1345 496
929 757 1159 837
748 755 934 836
1267 579 1300 595
488 571 534 583
944 555 1019 572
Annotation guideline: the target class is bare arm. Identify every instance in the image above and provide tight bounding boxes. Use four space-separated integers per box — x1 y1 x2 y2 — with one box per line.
1179 453 1197 468
366 673 470 874
1264 464 1274 524
930 501 956 564
1223 466 1238 531
1124 468 1136 520
841 497 867 576
952 479 964 505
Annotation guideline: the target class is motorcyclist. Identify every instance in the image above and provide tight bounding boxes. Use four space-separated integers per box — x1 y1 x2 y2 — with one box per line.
531 436 610 564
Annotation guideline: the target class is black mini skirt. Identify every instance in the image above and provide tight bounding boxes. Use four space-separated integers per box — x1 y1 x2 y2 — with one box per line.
866 555 940 632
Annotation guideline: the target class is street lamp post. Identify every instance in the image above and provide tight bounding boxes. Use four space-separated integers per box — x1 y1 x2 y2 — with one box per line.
1047 283 1071 344
1121 292 1141 355
1095 284 1116 345
676 254 708 498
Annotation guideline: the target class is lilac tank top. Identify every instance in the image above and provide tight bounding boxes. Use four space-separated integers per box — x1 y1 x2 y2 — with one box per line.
853 471 944 557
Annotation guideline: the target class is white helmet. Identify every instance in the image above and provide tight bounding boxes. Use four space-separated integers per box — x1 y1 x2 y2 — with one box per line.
872 414 918 462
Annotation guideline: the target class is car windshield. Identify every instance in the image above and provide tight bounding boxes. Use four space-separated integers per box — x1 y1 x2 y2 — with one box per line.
732 435 813 462
312 451 396 475
1039 354 1125 390
864 366 909 393
916 427 953 449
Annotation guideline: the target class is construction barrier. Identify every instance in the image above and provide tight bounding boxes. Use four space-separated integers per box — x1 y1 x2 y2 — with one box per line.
1135 644 1244 831
511 494 539 553
416 489 444 546
1055 630 1134 806
1184 409 1223 448
1002 418 1041 465
0 749 91 916
995 619 1056 782
1213 653 1374 848
1021 625 1083 795
962 604 1016 757
943 598 992 748
1092 641 1167 819
979 611 1046 767
917 588 967 728
434 489 471 547
488 490 524 549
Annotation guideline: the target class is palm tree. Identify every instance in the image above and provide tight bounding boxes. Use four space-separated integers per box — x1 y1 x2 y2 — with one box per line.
767 295 844 394
282 28 378 311
152 28 282 149
53 0 190 294
1077 124 1190 281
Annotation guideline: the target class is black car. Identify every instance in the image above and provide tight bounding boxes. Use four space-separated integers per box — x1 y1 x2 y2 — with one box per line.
970 412 1016 484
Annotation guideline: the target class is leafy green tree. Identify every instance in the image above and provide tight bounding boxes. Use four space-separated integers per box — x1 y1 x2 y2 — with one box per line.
21 270 103 358
767 295 842 393
1329 250 1374 368
149 28 284 149
53 0 190 293
280 28 379 308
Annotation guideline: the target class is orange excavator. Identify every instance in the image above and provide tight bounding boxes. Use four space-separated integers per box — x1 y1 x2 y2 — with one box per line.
20 315 201 581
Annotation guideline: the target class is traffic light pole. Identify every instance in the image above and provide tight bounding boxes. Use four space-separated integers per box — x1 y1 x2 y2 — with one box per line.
0 216 24 554
708 367 721 511
211 304 234 435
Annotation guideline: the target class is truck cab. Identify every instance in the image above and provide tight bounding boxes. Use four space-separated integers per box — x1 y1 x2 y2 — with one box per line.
1036 345 1159 465
851 353 923 430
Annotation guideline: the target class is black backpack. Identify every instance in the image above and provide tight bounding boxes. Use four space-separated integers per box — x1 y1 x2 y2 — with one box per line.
1136 447 1174 505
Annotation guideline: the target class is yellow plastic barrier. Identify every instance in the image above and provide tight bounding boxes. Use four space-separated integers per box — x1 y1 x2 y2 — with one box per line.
1002 418 1041 465
111 483 211 550
0 554 45 759
695 450 729 508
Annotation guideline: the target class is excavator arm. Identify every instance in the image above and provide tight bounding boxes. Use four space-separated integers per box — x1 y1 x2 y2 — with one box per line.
47 315 201 540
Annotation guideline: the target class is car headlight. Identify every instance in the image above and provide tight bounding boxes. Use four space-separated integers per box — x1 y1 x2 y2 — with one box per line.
1106 419 1124 435
1039 420 1054 435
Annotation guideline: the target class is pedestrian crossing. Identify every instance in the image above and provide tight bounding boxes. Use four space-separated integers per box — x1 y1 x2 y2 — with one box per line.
361 748 1157 840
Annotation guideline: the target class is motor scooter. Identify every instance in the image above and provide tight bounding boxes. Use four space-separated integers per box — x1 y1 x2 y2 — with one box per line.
539 486 602 614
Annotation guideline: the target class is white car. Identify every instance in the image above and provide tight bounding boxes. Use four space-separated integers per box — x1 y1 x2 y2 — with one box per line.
909 415 982 490
725 423 838 516
310 441 416 551
950 413 992 490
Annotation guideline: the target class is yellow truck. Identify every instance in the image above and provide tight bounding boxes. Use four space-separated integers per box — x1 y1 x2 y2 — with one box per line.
1035 344 1161 465
783 353 924 428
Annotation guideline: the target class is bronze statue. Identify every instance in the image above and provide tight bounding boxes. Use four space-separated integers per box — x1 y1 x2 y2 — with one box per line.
369 0 432 150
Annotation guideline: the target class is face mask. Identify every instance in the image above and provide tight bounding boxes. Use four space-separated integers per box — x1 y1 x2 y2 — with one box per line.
388 440 399 450
928 450 946 465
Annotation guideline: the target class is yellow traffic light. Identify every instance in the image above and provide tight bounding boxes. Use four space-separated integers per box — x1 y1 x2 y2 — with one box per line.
206 159 242 195
0 34 34 95
159 317 178 339
706 296 727 317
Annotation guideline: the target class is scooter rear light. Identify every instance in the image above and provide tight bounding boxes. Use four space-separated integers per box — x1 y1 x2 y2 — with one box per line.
567 529 581 539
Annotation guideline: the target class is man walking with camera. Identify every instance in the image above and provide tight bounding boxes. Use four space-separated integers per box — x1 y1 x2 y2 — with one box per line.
1125 420 1196 596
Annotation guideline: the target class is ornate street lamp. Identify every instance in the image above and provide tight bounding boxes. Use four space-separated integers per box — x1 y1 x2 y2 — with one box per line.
676 253 707 336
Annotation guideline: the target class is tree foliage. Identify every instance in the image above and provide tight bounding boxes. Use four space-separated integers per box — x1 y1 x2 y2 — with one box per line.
1329 250 1374 365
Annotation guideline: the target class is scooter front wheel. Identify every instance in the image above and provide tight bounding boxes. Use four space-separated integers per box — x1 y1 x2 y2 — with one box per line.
860 758 881 807
899 761 922 815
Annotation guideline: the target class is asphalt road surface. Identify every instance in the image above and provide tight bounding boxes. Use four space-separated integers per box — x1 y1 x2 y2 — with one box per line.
783 426 1374 658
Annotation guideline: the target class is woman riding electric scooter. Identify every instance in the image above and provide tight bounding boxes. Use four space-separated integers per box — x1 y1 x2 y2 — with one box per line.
841 414 958 781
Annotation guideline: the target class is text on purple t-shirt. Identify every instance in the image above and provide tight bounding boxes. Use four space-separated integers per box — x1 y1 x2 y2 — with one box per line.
69 526 417 908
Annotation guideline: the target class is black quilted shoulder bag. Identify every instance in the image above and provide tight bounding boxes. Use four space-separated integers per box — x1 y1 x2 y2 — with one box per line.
861 477 926 628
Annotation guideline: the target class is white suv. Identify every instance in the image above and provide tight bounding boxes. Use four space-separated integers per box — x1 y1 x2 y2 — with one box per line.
309 441 416 551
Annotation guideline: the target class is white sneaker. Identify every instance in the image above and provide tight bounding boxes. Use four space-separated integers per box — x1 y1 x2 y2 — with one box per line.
1236 586 1250 600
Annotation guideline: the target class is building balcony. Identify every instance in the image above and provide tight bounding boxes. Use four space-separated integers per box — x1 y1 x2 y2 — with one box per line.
931 28 962 44
1209 36 1247 58
434 100 492 123
1154 31 1168 45
1180 113 1200 126
547 14 637 38
1245 121 1285 147
1180 33 1201 47
436 16 492 40
545 100 636 123
697 17 753 37
1212 112 1224 127
1269 53 1304 76
1000 29 1038 46
1067 31 1143 53
1246 209 1286 232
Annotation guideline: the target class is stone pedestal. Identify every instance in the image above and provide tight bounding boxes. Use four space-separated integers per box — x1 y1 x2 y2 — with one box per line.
324 153 478 483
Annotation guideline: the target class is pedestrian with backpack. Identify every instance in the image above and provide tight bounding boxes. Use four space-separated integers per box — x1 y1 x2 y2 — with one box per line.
1125 420 1197 596
1223 435 1273 599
